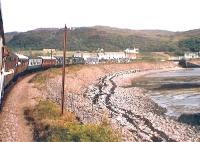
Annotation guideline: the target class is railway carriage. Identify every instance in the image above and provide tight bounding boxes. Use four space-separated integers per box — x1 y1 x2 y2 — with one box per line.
15 54 29 76
73 57 85 64
39 56 57 68
28 57 42 70
54 56 63 67
66 57 73 65
0 47 16 105
4 52 18 87
0 54 86 107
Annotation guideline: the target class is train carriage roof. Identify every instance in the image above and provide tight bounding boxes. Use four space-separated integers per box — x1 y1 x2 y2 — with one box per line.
15 53 29 60
54 56 63 59
28 57 43 59
38 56 56 60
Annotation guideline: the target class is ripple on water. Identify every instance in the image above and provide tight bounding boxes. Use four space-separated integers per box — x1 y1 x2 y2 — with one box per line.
150 92 200 117
135 68 200 119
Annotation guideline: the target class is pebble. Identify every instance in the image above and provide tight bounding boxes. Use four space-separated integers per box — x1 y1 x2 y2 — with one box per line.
46 66 198 142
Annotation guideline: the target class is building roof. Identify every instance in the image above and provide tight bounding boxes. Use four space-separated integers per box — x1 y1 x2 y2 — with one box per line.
54 56 63 59
124 48 139 53
28 56 43 59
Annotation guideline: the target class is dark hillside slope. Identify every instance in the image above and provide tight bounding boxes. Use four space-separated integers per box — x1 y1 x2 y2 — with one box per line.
5 26 200 52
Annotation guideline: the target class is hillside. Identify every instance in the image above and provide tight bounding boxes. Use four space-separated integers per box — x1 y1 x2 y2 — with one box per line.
5 26 200 53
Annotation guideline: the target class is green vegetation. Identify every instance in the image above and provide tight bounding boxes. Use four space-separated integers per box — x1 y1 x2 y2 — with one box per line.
18 50 75 57
25 100 120 142
138 52 169 61
5 26 200 53
30 65 87 89
30 68 61 89
178 37 200 52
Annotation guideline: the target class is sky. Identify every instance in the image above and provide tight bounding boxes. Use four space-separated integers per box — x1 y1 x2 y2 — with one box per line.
1 0 200 32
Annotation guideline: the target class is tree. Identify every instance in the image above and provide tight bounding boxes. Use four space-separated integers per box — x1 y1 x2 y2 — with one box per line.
178 37 200 52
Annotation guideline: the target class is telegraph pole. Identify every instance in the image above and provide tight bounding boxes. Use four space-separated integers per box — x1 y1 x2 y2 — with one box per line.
61 25 67 115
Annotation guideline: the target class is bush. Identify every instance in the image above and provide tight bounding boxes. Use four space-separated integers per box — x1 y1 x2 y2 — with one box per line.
26 100 121 142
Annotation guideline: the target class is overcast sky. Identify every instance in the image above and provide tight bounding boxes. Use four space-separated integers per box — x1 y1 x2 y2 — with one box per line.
1 0 200 32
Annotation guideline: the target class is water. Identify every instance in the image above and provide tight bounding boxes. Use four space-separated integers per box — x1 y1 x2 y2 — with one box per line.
133 68 200 118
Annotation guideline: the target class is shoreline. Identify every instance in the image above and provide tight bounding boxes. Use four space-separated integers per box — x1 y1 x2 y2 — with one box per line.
44 63 199 141
87 68 198 141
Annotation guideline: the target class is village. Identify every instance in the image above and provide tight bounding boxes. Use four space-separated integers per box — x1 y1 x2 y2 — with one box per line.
73 48 139 64
42 48 200 64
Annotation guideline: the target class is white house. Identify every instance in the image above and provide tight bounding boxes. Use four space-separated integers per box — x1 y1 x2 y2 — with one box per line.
97 52 126 60
73 52 82 58
125 53 137 59
73 50 138 63
184 52 200 59
43 48 56 53
97 48 104 53
124 48 139 54
73 52 99 64
124 48 139 59
73 52 97 60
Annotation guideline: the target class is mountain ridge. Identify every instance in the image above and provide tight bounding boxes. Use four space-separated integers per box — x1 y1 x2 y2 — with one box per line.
5 26 200 53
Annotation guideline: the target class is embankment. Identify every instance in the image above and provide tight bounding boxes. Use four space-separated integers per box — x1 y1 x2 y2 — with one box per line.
41 61 199 141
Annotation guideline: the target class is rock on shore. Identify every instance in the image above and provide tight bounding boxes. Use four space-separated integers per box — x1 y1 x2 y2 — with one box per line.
45 63 199 142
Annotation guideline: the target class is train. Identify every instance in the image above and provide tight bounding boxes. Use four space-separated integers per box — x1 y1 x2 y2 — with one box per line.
0 2 86 107
0 53 85 106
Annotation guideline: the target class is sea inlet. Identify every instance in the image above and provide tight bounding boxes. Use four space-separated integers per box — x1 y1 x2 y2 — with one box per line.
132 68 200 126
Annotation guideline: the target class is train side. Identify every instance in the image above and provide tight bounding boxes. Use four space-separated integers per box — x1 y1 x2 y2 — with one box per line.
3 55 85 87
54 56 85 66
15 54 29 77
4 52 18 87
54 56 64 67
0 54 85 106
39 56 57 68
28 57 42 70
1 52 17 105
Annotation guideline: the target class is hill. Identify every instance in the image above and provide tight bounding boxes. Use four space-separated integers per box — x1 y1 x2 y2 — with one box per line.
5 26 200 53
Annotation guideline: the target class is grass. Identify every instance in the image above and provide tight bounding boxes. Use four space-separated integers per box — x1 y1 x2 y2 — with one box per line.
65 65 84 74
25 100 121 142
30 64 91 89
138 52 169 61
19 50 75 57
30 68 62 89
